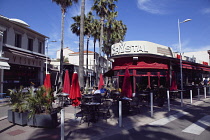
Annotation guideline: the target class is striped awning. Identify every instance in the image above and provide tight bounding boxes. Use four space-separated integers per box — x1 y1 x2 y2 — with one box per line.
0 62 10 70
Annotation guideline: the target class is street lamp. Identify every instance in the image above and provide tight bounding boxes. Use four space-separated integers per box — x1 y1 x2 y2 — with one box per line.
178 18 192 107
46 40 57 74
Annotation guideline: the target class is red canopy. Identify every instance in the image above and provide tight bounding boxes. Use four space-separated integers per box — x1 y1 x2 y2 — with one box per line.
98 73 104 89
121 68 132 98
69 72 81 106
63 70 71 96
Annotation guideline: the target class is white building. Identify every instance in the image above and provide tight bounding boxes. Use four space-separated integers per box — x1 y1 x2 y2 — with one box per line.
56 48 108 73
184 51 210 65
0 15 47 92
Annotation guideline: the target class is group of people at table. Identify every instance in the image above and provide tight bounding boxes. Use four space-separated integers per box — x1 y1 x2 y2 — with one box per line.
81 85 108 97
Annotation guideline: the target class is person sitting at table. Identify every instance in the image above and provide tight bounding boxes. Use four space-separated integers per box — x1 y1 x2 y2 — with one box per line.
80 87 85 96
93 87 101 94
92 86 97 94
100 85 107 97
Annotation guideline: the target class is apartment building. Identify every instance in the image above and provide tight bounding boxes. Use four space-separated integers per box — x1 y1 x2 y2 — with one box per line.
0 15 47 92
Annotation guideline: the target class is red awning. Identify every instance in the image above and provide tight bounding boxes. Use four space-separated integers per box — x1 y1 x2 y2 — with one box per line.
113 61 168 70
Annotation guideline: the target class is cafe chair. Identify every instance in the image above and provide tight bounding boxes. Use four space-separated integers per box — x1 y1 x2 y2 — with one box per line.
99 100 112 122
76 104 92 126
92 94 102 103
129 97 140 114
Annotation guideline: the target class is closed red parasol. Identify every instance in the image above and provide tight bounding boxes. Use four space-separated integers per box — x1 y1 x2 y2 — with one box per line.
69 72 81 106
121 68 132 98
63 70 71 96
98 73 104 89
44 73 51 91
170 71 177 91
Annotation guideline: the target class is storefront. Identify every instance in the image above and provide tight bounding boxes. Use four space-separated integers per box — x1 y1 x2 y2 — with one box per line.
109 41 210 93
3 47 45 91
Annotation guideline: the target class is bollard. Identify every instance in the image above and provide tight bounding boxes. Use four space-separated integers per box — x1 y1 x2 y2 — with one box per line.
61 109 65 140
181 90 183 107
119 101 122 127
204 86 206 98
150 91 153 117
167 90 170 111
190 90 192 104
198 88 200 100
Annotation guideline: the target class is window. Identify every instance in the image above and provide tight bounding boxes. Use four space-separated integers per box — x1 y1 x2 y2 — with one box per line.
38 42 42 53
3 30 7 44
15 33 22 48
28 38 33 51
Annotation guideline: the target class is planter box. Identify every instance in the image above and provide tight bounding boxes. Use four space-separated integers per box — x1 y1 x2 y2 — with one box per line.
14 111 28 126
27 112 58 128
8 109 14 123
7 110 28 126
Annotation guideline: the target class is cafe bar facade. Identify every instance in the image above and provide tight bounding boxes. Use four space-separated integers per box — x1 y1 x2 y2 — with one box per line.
109 41 210 93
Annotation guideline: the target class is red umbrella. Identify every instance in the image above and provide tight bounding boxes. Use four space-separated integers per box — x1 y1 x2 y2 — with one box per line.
170 71 177 91
62 70 71 95
43 73 51 96
98 73 104 89
69 72 81 106
121 68 132 98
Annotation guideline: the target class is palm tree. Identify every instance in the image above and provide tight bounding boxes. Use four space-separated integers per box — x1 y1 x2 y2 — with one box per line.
92 0 118 72
52 0 78 88
71 12 94 87
79 0 85 88
103 19 127 56
91 19 100 85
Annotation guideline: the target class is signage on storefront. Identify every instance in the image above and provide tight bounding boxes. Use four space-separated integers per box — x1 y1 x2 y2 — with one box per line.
111 42 148 56
111 41 173 57
4 52 42 67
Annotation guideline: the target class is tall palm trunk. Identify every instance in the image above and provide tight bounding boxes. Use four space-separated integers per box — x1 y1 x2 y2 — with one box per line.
79 0 85 88
86 35 90 88
93 38 96 86
59 9 65 87
97 17 104 84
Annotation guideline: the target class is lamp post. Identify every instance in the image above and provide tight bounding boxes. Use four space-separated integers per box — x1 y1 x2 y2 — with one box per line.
46 40 57 74
178 18 191 107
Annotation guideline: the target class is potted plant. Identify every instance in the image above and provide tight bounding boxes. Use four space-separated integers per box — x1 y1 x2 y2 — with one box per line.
27 86 59 128
7 86 29 126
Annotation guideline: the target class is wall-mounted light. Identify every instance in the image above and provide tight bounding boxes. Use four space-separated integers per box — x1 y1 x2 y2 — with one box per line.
133 57 138 61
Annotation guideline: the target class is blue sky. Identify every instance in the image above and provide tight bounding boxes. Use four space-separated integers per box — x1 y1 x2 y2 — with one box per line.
0 0 210 59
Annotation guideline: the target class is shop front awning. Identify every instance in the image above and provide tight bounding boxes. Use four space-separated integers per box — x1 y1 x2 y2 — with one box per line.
113 61 168 70
0 61 10 70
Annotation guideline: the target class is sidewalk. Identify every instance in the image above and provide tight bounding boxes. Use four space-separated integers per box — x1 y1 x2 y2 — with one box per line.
0 96 209 140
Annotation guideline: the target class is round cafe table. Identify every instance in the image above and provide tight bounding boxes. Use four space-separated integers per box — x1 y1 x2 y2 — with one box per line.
57 92 69 107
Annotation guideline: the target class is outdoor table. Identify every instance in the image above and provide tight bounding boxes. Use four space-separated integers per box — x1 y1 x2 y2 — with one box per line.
112 91 121 101
57 92 69 107
138 91 150 105
120 97 132 114
82 102 101 122
169 90 179 99
82 95 94 103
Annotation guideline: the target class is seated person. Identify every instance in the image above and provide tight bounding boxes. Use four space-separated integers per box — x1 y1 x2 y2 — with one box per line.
93 87 101 94
100 85 107 97
80 87 85 96
92 86 97 94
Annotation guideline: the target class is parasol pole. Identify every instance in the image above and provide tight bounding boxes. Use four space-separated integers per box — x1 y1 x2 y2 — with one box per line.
61 108 65 140
74 106 76 120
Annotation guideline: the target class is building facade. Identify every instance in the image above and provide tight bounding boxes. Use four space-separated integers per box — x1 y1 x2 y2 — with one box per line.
0 15 47 92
